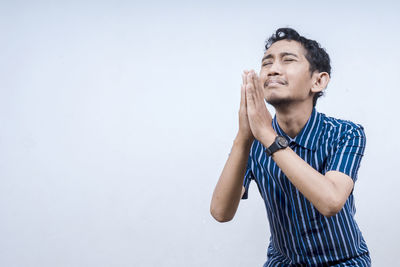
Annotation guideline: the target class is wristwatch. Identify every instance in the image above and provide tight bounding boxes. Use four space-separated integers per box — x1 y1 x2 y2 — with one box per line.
265 135 289 156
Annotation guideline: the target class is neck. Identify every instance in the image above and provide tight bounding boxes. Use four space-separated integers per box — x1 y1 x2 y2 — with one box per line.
274 102 314 139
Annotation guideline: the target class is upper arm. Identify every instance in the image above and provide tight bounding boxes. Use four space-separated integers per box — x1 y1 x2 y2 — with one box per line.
323 124 366 213
326 125 366 182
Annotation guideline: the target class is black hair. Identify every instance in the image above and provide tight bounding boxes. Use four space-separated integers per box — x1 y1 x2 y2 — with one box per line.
265 28 331 107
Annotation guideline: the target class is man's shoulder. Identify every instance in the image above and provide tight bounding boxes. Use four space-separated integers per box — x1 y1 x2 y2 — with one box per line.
319 111 365 137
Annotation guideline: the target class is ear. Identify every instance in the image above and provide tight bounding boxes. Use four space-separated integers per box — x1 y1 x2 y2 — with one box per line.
311 72 330 94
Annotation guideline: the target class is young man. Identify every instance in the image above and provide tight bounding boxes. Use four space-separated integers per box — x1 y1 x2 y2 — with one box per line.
210 28 371 266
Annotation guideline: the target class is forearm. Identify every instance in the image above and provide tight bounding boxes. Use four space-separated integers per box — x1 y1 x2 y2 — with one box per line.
260 135 344 217
210 135 252 222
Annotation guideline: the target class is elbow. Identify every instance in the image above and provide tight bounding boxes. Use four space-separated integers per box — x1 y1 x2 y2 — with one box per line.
210 207 233 223
320 208 340 218
318 197 344 218
213 214 233 223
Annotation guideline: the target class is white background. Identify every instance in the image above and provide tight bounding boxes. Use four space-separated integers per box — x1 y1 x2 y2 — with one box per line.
1 1 399 266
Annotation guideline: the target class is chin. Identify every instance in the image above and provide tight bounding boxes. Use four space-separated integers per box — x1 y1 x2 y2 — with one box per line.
265 97 292 107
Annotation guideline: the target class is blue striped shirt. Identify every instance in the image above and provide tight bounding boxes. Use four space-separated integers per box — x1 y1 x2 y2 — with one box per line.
242 108 370 266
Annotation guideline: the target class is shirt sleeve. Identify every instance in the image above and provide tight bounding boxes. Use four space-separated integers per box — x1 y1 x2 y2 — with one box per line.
241 153 255 200
326 124 366 182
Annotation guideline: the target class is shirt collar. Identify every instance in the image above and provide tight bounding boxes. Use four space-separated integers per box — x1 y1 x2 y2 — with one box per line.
272 108 323 151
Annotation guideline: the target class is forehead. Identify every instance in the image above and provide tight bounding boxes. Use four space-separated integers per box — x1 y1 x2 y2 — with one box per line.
264 39 306 59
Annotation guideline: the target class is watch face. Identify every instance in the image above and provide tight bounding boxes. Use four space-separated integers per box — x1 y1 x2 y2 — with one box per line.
277 136 288 147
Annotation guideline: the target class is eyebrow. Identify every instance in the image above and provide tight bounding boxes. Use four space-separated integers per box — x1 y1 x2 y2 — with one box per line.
261 52 299 62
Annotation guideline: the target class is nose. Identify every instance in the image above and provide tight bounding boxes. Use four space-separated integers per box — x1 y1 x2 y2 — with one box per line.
267 61 282 76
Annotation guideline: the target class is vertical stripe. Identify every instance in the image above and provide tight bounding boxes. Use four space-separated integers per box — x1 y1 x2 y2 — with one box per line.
240 108 369 265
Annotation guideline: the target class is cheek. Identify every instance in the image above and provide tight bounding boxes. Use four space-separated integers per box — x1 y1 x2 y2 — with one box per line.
288 68 311 86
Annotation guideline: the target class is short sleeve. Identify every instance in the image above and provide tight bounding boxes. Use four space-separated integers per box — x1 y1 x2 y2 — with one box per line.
241 154 255 200
326 124 366 182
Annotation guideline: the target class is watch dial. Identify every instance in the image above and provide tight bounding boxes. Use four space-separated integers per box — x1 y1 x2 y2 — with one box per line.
277 136 288 147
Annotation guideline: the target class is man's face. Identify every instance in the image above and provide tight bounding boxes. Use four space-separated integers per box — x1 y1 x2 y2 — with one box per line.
259 39 316 107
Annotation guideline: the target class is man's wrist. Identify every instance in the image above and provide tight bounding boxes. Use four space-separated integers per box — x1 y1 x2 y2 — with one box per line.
259 130 278 148
234 134 254 148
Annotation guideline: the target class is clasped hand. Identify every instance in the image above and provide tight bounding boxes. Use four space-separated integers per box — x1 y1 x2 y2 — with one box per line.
238 70 276 144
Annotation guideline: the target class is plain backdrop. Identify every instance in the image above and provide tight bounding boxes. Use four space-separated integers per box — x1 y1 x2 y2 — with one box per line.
1 1 399 266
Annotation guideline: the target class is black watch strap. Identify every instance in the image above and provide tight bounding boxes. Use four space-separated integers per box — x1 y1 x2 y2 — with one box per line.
265 136 288 156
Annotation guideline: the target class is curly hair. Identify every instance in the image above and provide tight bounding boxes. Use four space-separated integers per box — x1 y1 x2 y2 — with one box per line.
265 28 331 107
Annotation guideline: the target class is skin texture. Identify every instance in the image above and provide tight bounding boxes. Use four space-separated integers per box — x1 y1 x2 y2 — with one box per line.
210 40 354 222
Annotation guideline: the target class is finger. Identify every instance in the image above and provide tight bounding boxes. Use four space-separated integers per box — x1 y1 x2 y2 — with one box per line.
240 84 246 109
246 73 255 107
242 70 249 85
246 72 253 89
249 70 261 99
252 72 263 99
241 71 248 109
246 86 254 108
246 72 256 96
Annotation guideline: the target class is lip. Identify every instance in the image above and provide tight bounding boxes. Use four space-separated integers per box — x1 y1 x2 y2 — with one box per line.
265 79 287 87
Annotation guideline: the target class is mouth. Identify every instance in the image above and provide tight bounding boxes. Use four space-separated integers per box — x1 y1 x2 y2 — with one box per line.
265 79 287 87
